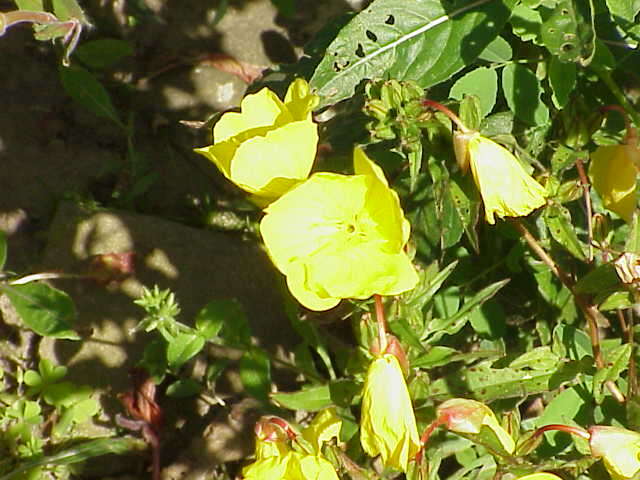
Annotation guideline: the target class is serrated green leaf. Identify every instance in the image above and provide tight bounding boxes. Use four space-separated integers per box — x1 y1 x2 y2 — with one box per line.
501 63 549 125
272 384 332 411
73 38 133 70
450 67 498 118
478 35 512 62
310 0 515 108
544 204 587 260
167 333 205 370
2 283 78 339
593 343 631 404
58 65 122 127
549 56 576 108
239 347 271 402
539 0 595 66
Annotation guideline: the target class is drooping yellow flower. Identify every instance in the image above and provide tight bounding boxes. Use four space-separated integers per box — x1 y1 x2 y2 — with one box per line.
589 143 639 223
436 398 515 454
454 131 547 224
360 353 420 472
589 425 640 480
243 451 339 480
260 147 418 311
195 78 319 202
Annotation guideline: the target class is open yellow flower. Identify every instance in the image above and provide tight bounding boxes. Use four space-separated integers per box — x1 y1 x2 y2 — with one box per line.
589 425 640 480
589 143 639 223
360 353 420 472
195 78 319 202
454 131 547 224
260 147 418 311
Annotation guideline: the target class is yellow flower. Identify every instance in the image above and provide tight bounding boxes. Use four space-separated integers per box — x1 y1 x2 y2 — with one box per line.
517 474 563 480
302 408 342 454
589 143 639 222
360 353 420 472
437 398 515 454
195 78 319 202
589 425 640 480
454 131 547 224
260 147 418 311
243 451 339 480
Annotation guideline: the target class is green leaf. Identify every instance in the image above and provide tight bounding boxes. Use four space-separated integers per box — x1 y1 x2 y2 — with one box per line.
73 38 134 69
211 299 251 347
510 3 542 42
0 230 6 271
449 173 481 253
509 346 561 371
626 213 640 254
539 0 595 66
52 397 100 437
272 384 332 411
2 283 78 339
449 67 498 118
14 0 44 10
427 279 509 342
598 290 634 311
501 63 549 125
58 65 122 127
574 263 619 294
478 35 512 62
239 347 271 402
310 0 515 108
535 386 588 447
593 343 631 404
166 378 203 398
0 437 145 480
194 300 230 340
549 56 576 109
606 0 640 23
52 0 88 23
544 204 587 260
167 333 205 370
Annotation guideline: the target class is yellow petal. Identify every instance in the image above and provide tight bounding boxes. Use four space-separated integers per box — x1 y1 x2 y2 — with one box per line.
302 408 342 454
360 354 420 472
590 426 640 480
517 474 563 480
214 88 290 142
230 120 318 198
590 144 638 223
298 455 340 480
284 78 319 121
467 133 547 224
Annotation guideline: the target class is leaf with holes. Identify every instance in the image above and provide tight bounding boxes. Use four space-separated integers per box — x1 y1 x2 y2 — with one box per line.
310 0 516 108
539 0 595 66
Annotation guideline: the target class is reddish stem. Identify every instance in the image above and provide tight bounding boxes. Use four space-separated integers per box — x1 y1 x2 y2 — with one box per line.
374 294 388 353
574 158 593 262
533 424 590 441
422 99 469 132
415 418 445 464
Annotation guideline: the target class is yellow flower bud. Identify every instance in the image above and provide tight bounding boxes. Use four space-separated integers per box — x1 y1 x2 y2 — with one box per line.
589 425 640 480
454 131 547 224
437 398 515 454
195 78 319 203
589 143 639 223
360 353 420 472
